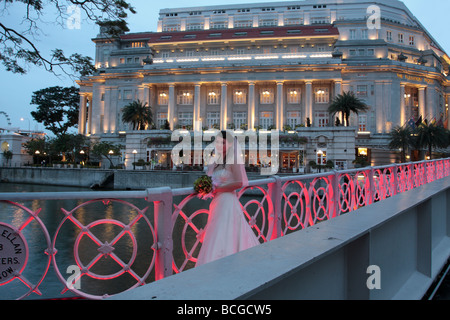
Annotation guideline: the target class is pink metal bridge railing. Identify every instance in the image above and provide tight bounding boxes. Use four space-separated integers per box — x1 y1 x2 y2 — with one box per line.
0 158 448 300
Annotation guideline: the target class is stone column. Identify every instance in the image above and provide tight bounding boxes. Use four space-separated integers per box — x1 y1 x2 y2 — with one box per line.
168 84 176 130
276 81 284 130
105 87 117 133
194 83 202 131
418 86 426 120
78 94 88 135
248 82 256 130
375 81 384 133
87 94 92 135
220 82 228 130
305 81 313 126
400 84 406 126
426 86 436 121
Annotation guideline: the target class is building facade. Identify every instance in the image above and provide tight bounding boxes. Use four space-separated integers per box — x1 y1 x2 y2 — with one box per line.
77 0 450 171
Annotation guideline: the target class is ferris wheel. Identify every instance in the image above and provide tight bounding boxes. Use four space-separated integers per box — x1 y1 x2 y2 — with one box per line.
0 111 12 127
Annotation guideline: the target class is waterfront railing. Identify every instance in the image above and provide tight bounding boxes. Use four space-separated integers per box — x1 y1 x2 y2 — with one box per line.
0 158 448 300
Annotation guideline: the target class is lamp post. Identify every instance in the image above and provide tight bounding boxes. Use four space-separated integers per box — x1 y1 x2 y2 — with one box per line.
80 150 85 166
108 150 114 169
132 150 137 170
21 118 30 133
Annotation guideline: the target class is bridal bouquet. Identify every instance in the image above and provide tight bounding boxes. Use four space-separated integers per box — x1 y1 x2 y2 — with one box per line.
194 175 214 200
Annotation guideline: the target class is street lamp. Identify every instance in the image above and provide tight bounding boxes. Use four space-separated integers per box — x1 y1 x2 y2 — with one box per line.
80 150 86 166
132 150 138 170
21 118 30 133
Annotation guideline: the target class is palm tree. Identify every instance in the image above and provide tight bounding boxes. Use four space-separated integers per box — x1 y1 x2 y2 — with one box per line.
121 100 153 131
416 122 448 159
328 91 369 127
388 125 412 163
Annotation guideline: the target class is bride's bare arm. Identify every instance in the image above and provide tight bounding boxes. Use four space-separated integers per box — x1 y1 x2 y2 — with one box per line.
213 164 245 193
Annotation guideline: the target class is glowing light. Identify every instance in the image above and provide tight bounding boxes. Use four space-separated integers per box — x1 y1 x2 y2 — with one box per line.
202 57 225 61
309 54 333 58
282 54 307 59
228 56 252 60
255 56 279 60
176 58 200 62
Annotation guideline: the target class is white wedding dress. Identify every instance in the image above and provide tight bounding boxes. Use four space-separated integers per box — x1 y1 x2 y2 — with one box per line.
196 165 260 267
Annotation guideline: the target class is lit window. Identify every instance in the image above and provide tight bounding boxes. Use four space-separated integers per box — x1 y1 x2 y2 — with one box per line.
315 88 329 104
260 88 274 104
131 42 145 48
287 88 301 104
358 148 368 157
207 90 220 105
233 89 247 104
177 90 194 105
316 150 327 165
358 115 367 132
409 36 415 46
158 91 169 105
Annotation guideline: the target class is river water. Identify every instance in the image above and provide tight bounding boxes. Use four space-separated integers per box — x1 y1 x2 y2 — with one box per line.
0 182 213 300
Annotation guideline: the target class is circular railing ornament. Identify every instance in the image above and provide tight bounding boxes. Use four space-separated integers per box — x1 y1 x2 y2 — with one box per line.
0 201 52 300
51 199 156 300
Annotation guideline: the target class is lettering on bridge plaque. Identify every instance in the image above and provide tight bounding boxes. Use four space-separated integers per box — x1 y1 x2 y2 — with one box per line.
0 223 28 284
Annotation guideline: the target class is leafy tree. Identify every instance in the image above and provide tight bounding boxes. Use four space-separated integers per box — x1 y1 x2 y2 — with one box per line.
328 91 369 127
388 125 413 163
50 133 89 162
121 100 153 131
2 150 13 166
416 122 448 160
23 137 48 156
91 141 123 168
31 86 80 136
0 0 136 77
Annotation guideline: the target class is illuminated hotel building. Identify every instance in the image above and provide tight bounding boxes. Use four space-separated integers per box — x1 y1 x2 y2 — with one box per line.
77 0 450 170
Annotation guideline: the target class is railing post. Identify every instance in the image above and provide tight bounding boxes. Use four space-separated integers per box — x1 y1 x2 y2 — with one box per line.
367 167 375 206
392 164 399 196
328 170 340 218
268 176 282 240
146 187 174 281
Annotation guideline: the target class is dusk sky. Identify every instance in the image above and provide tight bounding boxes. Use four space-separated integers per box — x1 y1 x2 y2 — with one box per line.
1 0 449 135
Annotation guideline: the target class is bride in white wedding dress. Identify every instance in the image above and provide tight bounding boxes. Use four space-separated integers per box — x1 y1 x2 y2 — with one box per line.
196 131 260 267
